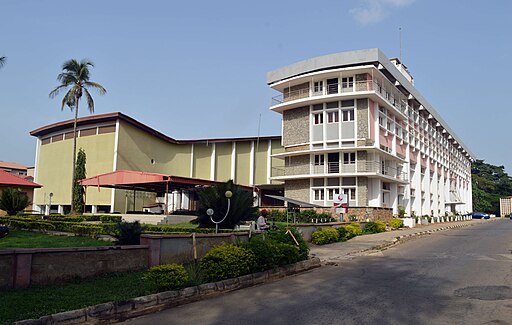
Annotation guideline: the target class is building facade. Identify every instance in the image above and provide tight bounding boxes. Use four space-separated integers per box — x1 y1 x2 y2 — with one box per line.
267 48 474 217
30 113 284 214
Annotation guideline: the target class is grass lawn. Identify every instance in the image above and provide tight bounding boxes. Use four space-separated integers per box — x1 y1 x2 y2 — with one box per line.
0 271 159 323
0 229 113 249
152 222 198 228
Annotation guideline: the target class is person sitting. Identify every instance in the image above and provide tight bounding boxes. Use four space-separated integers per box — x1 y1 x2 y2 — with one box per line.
257 209 270 231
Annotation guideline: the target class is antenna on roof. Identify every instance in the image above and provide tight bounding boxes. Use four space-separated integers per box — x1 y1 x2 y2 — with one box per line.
399 27 403 63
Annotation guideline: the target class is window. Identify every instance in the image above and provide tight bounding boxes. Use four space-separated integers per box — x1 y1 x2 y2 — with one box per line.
327 188 339 200
314 81 323 93
343 188 356 201
314 113 323 125
314 189 324 201
327 78 338 94
327 111 339 123
343 152 356 164
341 77 353 90
342 109 354 122
314 154 325 166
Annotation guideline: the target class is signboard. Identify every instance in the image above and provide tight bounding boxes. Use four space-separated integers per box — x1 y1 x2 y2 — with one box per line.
333 193 348 208
335 207 347 214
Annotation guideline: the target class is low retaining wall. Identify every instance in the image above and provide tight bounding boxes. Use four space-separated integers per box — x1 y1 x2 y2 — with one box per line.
17 258 321 324
0 245 148 289
141 232 251 266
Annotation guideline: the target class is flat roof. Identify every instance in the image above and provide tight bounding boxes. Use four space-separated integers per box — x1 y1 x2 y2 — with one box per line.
30 112 281 144
267 48 475 159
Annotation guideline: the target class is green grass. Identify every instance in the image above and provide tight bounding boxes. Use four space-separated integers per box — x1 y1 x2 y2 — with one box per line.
0 230 113 249
0 271 159 323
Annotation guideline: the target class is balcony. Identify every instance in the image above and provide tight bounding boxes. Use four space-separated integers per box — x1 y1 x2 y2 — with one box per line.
312 162 356 174
271 161 407 183
271 79 408 117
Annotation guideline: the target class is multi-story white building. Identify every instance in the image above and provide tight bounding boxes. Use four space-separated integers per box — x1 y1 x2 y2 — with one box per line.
267 48 474 217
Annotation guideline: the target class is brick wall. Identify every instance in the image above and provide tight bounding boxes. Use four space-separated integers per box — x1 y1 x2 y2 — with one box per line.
284 179 310 203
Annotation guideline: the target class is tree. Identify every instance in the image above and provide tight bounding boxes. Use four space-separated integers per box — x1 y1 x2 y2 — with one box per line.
194 180 258 229
0 188 30 216
49 59 106 214
472 159 512 214
73 148 86 213
0 56 6 69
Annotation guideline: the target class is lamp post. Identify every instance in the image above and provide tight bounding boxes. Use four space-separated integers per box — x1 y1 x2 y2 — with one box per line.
47 192 53 216
206 190 232 234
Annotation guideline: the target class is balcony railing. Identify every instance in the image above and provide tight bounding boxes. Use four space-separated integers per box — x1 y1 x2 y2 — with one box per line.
271 79 408 116
312 162 356 174
272 161 407 182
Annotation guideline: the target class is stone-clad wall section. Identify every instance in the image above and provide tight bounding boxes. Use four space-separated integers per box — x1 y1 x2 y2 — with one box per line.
283 106 309 147
357 151 368 172
356 98 369 141
357 176 368 206
285 179 310 203
286 155 309 176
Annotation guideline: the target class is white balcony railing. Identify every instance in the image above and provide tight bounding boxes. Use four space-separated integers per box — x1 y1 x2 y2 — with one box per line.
271 78 408 116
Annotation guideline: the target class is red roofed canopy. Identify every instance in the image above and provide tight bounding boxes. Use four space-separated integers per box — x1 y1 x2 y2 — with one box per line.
80 170 256 193
0 170 41 188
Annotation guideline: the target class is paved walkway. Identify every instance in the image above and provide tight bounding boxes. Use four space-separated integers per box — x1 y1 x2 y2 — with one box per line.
309 218 501 264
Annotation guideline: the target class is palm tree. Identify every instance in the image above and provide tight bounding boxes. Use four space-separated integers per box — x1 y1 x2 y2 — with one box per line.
0 56 6 69
49 59 106 214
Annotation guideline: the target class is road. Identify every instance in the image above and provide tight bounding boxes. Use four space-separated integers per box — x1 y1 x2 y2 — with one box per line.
121 219 512 325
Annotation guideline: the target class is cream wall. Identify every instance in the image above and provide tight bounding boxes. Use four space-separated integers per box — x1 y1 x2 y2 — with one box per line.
235 142 251 185
215 143 232 182
34 132 115 206
192 144 212 179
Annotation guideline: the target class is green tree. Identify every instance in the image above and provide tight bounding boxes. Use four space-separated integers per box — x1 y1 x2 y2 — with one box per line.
73 148 86 213
49 59 106 214
472 160 512 214
194 180 258 229
0 188 30 216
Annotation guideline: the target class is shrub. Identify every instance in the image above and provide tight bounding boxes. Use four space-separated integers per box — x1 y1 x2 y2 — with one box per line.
343 223 362 239
311 228 340 245
100 215 122 223
200 244 256 282
363 221 386 234
266 227 309 261
336 226 348 241
0 188 30 216
144 264 189 289
275 242 301 265
113 221 144 245
389 219 404 229
242 237 284 272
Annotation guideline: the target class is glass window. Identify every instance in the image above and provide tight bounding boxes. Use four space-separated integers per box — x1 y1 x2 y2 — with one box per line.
314 154 325 166
343 152 356 164
341 77 354 89
314 81 323 93
314 189 325 201
314 113 323 125
327 188 339 200
327 111 339 123
342 109 354 122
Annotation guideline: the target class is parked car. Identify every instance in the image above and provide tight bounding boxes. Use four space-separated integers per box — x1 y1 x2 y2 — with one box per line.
470 212 490 219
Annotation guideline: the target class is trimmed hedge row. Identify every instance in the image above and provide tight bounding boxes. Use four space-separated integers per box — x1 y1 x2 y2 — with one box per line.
311 222 365 245
17 214 122 223
266 209 335 223
1 216 246 237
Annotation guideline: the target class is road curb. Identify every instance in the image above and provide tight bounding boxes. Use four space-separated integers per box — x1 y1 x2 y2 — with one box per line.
11 258 321 325
354 219 498 257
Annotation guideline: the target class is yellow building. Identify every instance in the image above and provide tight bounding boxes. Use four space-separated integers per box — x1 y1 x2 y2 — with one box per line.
30 112 284 214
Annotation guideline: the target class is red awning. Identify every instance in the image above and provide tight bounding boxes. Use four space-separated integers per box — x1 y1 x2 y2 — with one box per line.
0 170 42 188
80 170 256 193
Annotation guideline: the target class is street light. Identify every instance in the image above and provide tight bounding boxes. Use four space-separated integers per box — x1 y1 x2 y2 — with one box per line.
207 190 232 234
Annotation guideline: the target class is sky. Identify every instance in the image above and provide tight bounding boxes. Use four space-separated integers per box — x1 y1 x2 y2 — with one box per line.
1 0 511 172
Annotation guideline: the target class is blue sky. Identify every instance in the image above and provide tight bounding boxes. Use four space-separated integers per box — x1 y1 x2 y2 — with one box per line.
1 0 511 172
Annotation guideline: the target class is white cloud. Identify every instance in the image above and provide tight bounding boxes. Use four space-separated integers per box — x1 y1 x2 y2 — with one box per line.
350 0 415 25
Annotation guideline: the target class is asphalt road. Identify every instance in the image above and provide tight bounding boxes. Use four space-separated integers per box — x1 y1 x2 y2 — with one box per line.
121 219 512 325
